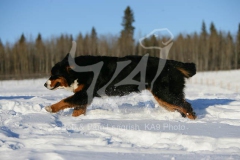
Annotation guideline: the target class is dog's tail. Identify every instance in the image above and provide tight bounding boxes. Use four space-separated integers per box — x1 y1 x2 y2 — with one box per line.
170 61 196 78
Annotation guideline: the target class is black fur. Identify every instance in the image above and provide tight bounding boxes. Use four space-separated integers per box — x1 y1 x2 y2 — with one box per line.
46 54 196 119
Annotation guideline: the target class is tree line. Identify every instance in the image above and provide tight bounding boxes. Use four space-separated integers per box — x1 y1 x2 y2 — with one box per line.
0 6 240 80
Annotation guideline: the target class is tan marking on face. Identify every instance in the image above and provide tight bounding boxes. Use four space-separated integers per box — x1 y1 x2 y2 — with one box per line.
74 84 84 93
50 77 68 88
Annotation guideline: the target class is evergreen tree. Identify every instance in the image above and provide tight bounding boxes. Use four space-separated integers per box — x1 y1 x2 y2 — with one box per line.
236 23 240 69
77 33 84 56
35 33 45 73
1 20 240 79
121 6 135 36
119 6 135 56
150 35 158 57
36 33 42 43
226 32 233 69
209 22 218 70
91 27 97 40
19 33 26 44
84 34 90 55
0 39 5 75
90 27 98 55
16 34 28 74
201 21 207 40
210 22 217 35
199 21 209 70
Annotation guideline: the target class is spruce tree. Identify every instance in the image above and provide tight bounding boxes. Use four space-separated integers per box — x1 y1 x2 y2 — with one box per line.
201 21 207 40
19 34 26 44
91 27 97 40
90 27 98 55
200 21 209 70
210 22 217 36
35 33 45 73
119 6 135 55
236 23 240 69
0 39 5 75
121 6 135 36
209 22 218 70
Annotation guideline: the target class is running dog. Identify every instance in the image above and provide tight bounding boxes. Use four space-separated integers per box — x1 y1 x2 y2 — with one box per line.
44 43 196 119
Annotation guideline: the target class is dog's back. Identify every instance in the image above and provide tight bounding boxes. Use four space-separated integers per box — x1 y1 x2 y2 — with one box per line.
45 54 197 119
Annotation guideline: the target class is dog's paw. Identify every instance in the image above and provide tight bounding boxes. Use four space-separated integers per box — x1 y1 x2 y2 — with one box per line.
186 112 197 120
72 109 86 117
45 106 52 113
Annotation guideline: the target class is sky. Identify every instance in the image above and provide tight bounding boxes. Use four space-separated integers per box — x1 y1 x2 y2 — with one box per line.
0 0 240 44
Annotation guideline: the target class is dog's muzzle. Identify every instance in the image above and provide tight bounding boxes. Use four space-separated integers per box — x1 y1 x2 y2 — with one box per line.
44 80 54 89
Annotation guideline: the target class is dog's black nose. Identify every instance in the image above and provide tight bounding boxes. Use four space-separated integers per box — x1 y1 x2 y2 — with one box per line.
44 83 47 88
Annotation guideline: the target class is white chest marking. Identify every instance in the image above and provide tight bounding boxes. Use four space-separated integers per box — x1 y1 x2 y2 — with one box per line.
64 79 79 92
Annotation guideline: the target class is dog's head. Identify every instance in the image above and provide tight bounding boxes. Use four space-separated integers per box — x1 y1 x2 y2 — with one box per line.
44 53 78 92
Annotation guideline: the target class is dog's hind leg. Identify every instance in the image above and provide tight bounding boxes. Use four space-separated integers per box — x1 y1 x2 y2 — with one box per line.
182 100 196 119
149 65 196 119
148 82 196 119
152 94 196 119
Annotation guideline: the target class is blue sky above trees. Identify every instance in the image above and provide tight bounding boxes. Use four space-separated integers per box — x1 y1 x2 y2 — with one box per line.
0 0 239 43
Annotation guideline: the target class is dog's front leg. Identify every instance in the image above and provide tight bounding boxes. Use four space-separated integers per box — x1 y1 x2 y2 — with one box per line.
45 91 92 117
66 91 91 117
45 96 74 113
72 106 87 117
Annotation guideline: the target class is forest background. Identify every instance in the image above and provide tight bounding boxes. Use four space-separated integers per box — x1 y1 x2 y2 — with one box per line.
0 6 240 80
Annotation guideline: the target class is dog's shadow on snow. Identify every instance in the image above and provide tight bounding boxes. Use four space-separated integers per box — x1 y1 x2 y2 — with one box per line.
0 126 19 138
0 96 34 100
187 99 235 119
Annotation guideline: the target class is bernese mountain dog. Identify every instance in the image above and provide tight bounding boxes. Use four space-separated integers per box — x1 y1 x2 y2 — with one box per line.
44 43 197 119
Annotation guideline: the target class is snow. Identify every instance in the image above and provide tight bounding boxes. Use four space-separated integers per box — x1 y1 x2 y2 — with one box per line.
0 70 240 160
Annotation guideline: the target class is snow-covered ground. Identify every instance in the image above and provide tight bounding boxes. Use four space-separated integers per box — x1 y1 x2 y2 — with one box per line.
0 70 240 160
